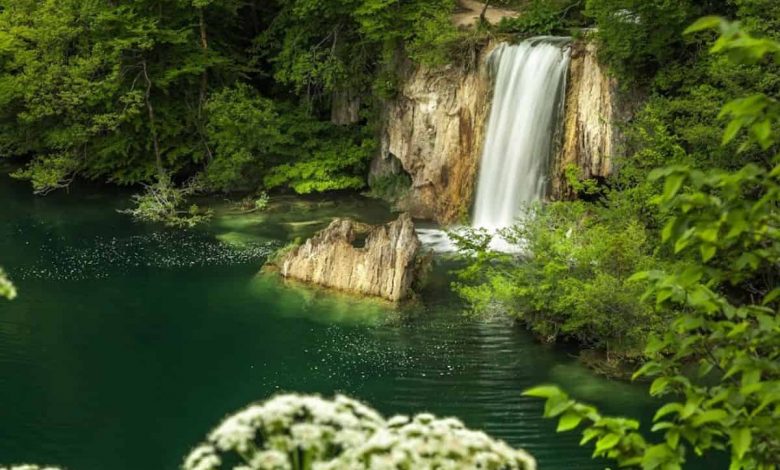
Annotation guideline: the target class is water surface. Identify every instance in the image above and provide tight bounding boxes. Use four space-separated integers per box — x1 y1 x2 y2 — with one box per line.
1 175 661 469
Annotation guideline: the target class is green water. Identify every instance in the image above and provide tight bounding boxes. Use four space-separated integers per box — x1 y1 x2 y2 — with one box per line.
1 174 661 469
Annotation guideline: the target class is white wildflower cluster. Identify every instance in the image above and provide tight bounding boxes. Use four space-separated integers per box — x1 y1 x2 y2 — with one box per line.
183 394 385 470
183 394 536 470
320 414 536 470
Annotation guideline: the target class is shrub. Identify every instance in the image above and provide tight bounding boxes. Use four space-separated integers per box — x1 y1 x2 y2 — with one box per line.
453 202 664 360
497 0 570 37
119 177 212 228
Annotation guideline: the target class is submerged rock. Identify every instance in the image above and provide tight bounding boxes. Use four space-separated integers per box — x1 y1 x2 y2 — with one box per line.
274 214 421 302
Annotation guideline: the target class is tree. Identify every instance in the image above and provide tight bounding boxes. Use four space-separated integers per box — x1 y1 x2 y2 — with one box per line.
525 19 780 470
0 0 239 190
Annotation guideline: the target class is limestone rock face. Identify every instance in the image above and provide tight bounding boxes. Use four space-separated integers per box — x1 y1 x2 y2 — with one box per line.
552 41 624 199
372 44 495 224
277 214 421 302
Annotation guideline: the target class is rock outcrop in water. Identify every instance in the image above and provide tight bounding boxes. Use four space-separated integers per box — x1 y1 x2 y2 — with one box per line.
552 41 625 198
275 214 421 302
371 44 495 224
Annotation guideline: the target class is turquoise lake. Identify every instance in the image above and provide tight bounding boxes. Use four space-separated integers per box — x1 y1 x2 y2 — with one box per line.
0 174 696 469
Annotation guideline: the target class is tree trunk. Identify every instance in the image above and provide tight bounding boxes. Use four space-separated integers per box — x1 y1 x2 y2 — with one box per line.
141 59 164 177
198 8 209 117
197 8 214 161
480 0 491 23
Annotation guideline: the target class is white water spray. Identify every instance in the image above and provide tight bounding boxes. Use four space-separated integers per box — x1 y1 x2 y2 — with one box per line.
471 38 571 231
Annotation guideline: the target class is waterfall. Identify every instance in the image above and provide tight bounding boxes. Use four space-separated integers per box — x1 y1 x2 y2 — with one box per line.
472 38 571 231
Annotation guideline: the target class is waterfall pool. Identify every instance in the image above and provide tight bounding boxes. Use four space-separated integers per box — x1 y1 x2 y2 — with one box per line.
1 174 663 469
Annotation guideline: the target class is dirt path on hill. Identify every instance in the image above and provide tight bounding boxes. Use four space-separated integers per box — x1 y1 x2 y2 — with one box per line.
453 0 520 28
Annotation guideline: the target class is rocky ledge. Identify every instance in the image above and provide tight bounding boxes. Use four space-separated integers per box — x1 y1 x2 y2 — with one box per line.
274 214 422 302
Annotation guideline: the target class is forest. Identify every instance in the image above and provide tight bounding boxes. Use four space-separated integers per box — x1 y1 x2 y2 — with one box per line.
0 0 778 469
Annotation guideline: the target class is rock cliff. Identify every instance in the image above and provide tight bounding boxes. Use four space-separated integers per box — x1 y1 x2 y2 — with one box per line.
371 43 495 224
275 214 421 302
552 41 624 198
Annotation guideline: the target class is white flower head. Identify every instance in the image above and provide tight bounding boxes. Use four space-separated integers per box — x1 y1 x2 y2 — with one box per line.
183 394 536 470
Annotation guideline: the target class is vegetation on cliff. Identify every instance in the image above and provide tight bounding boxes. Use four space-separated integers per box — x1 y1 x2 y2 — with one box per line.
455 0 780 360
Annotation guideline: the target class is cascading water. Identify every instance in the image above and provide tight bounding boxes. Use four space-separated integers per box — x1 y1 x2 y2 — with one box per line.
471 38 571 231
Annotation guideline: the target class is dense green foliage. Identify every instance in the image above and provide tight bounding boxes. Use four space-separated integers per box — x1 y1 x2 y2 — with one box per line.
2 0 779 464
0 0 460 204
518 17 780 470
203 84 373 194
455 0 780 357
496 0 584 37
453 203 661 361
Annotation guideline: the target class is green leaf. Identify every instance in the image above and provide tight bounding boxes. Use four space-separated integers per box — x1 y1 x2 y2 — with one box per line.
654 403 683 422
650 377 670 396
691 409 728 427
652 421 674 432
684 16 722 34
667 429 680 449
645 336 670 354
763 288 780 305
556 411 583 432
699 227 718 243
661 218 677 242
642 444 675 469
580 428 600 445
544 395 572 418
663 173 686 200
595 433 621 453
752 119 772 148
722 119 743 145
730 428 751 459
727 322 748 338
633 361 660 380
523 385 565 399
700 244 716 262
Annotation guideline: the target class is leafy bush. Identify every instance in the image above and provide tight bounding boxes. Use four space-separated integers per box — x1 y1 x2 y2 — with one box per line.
453 202 663 360
496 0 573 37
584 0 696 83
205 84 374 195
119 177 212 228
203 85 284 193
183 394 537 470
525 19 780 470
